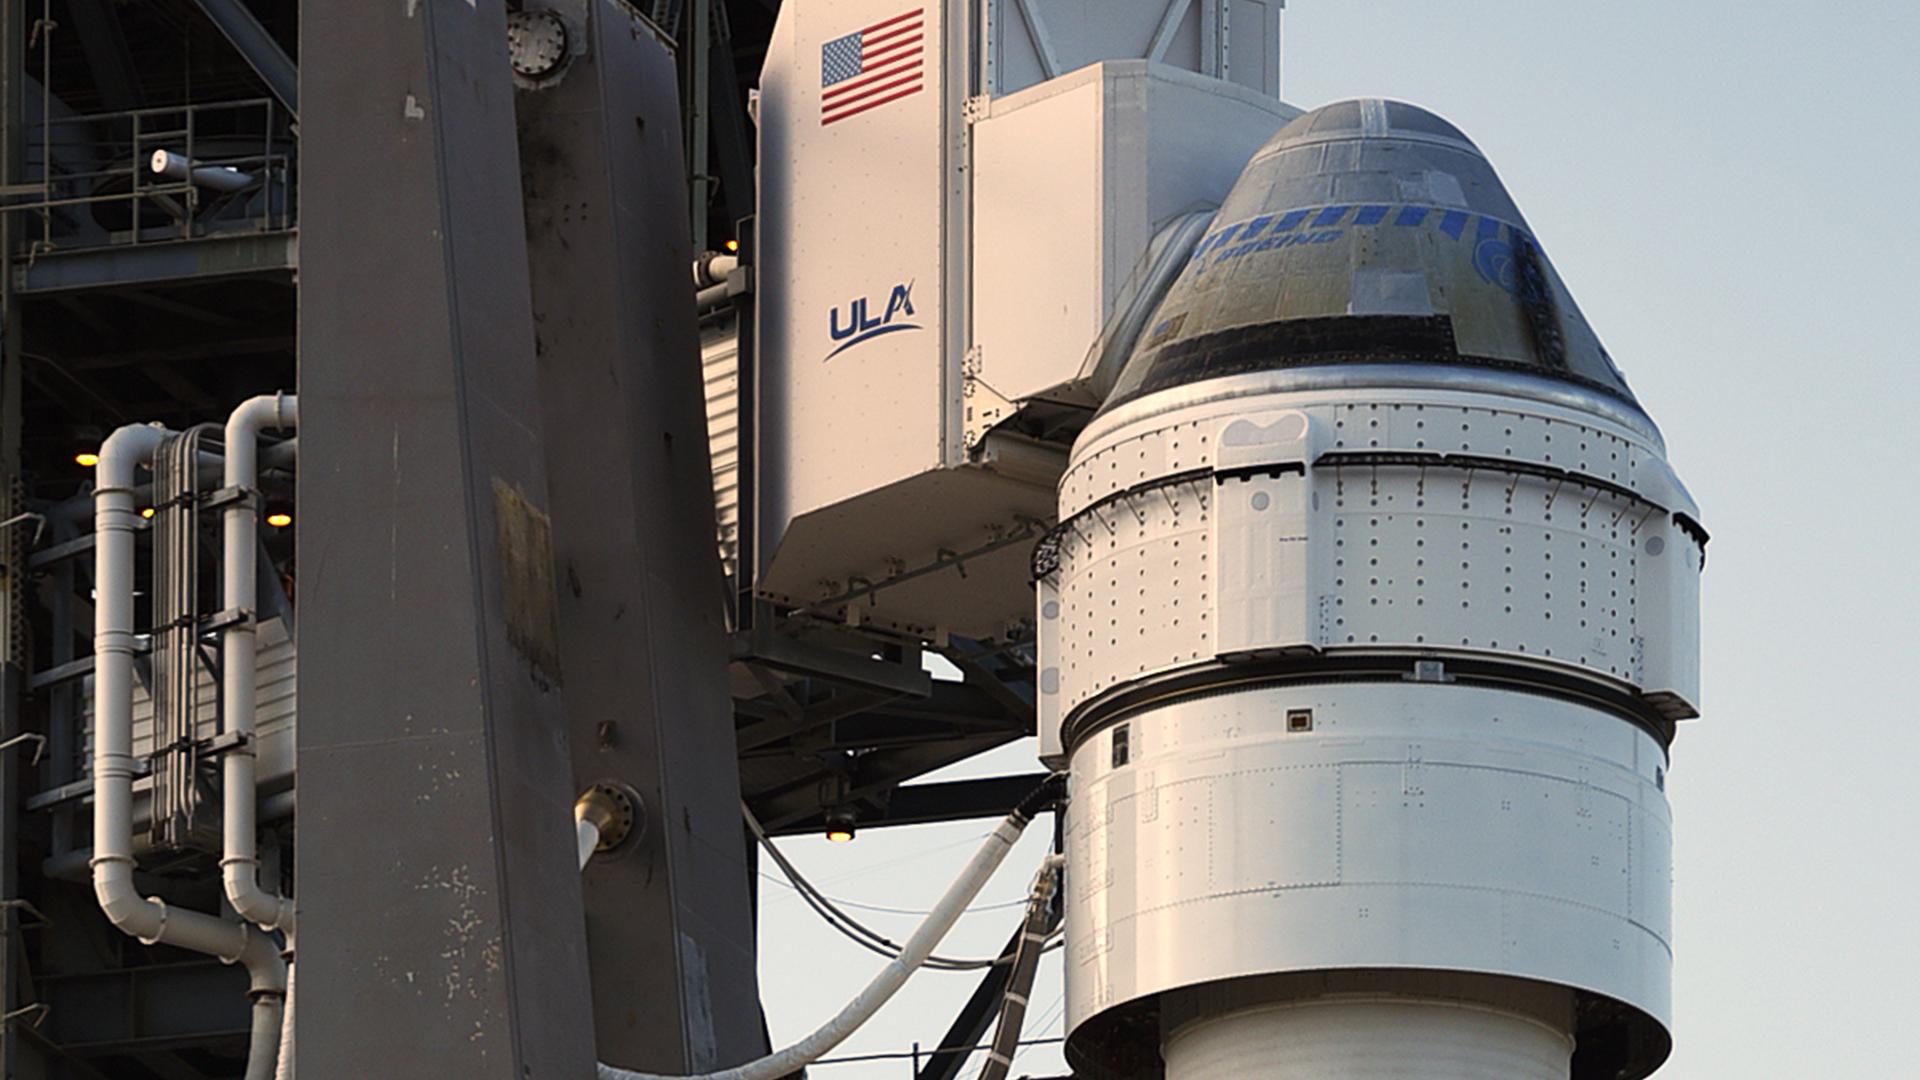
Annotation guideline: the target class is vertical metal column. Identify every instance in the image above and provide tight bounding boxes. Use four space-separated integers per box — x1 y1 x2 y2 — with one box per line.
688 0 711 252
0 0 27 1069
514 4 764 1071
295 0 595 1075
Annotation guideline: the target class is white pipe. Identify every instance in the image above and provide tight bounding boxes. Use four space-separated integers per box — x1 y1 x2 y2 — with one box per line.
275 961 296 1080
246 993 286 1080
221 393 298 934
693 252 738 287
92 423 285 1070
597 813 1037 1080
576 818 601 871
149 149 255 193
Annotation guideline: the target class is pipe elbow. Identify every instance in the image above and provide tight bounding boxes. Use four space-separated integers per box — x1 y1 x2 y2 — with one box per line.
92 860 165 943
224 394 298 488
224 864 295 933
235 924 289 996
96 423 173 490
226 393 298 443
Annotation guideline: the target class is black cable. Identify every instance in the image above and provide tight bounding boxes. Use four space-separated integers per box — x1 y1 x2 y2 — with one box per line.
745 803 1041 971
741 774 1070 972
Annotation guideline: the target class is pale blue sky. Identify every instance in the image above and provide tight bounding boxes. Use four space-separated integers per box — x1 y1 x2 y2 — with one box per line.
758 3 1920 1076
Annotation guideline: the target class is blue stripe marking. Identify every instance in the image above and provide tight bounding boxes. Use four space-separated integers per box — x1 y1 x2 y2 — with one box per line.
1274 209 1311 232
1195 227 1239 257
1476 215 1502 242
1353 205 1390 226
1312 206 1352 227
823 322 922 361
1439 210 1469 239
1394 206 1431 227
1241 214 1276 238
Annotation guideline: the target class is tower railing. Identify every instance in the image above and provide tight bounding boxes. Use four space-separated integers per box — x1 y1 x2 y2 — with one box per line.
3 96 293 260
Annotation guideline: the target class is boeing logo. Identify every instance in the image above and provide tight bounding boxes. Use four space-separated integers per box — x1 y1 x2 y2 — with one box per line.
825 281 921 361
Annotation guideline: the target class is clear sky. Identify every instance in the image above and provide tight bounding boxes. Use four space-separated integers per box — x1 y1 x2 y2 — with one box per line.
756 2 1920 1076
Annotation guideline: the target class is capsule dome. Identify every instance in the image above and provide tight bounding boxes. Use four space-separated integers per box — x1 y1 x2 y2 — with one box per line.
1104 99 1639 414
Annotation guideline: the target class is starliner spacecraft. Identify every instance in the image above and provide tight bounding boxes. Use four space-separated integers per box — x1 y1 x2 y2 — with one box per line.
1032 99 1704 1080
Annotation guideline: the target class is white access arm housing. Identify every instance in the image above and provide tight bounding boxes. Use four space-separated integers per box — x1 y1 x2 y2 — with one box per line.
753 0 1296 639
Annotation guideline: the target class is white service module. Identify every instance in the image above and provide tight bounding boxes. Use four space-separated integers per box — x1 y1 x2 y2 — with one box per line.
754 0 1292 638
1036 100 1704 1080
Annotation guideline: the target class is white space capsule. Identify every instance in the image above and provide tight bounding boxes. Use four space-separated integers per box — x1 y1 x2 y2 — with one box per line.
1036 99 1705 1080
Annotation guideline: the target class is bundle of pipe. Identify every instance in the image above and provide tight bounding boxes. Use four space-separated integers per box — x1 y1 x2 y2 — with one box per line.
93 423 285 1080
148 426 213 852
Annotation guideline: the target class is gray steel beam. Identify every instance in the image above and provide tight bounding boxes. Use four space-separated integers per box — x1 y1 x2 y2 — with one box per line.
764 773 1055 838
751 733 1016 831
689 0 711 251
135 1051 214 1080
11 233 295 294
0 0 26 1069
705 17 755 233
39 959 248 1053
187 0 298 115
731 625 932 698
514 4 764 1070
295 0 594 1074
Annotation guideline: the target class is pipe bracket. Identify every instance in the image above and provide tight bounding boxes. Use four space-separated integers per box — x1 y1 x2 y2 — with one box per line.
207 607 257 632
204 485 258 511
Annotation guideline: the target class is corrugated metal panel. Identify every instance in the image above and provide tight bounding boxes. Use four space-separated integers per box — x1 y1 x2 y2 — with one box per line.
83 616 299 789
702 315 741 582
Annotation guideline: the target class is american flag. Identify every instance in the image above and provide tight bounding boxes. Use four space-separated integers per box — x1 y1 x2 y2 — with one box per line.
819 9 925 126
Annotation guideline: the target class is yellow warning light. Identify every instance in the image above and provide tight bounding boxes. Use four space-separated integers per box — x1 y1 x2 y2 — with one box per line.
140 507 156 519
725 239 740 252
266 512 293 528
74 452 100 467
825 828 855 844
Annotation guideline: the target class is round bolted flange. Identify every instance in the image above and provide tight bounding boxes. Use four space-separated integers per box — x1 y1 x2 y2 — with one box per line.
506 10 570 81
577 781 644 853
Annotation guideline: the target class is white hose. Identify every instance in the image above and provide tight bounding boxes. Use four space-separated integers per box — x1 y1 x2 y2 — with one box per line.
275 960 295 1080
597 813 1038 1080
576 819 601 871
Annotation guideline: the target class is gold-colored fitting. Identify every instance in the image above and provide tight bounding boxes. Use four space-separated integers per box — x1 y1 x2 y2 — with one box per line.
574 782 642 853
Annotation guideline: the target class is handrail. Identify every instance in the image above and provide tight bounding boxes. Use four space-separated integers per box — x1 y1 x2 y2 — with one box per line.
2 97 293 257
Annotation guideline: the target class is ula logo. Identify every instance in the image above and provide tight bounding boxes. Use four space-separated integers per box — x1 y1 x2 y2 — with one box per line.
825 281 921 361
